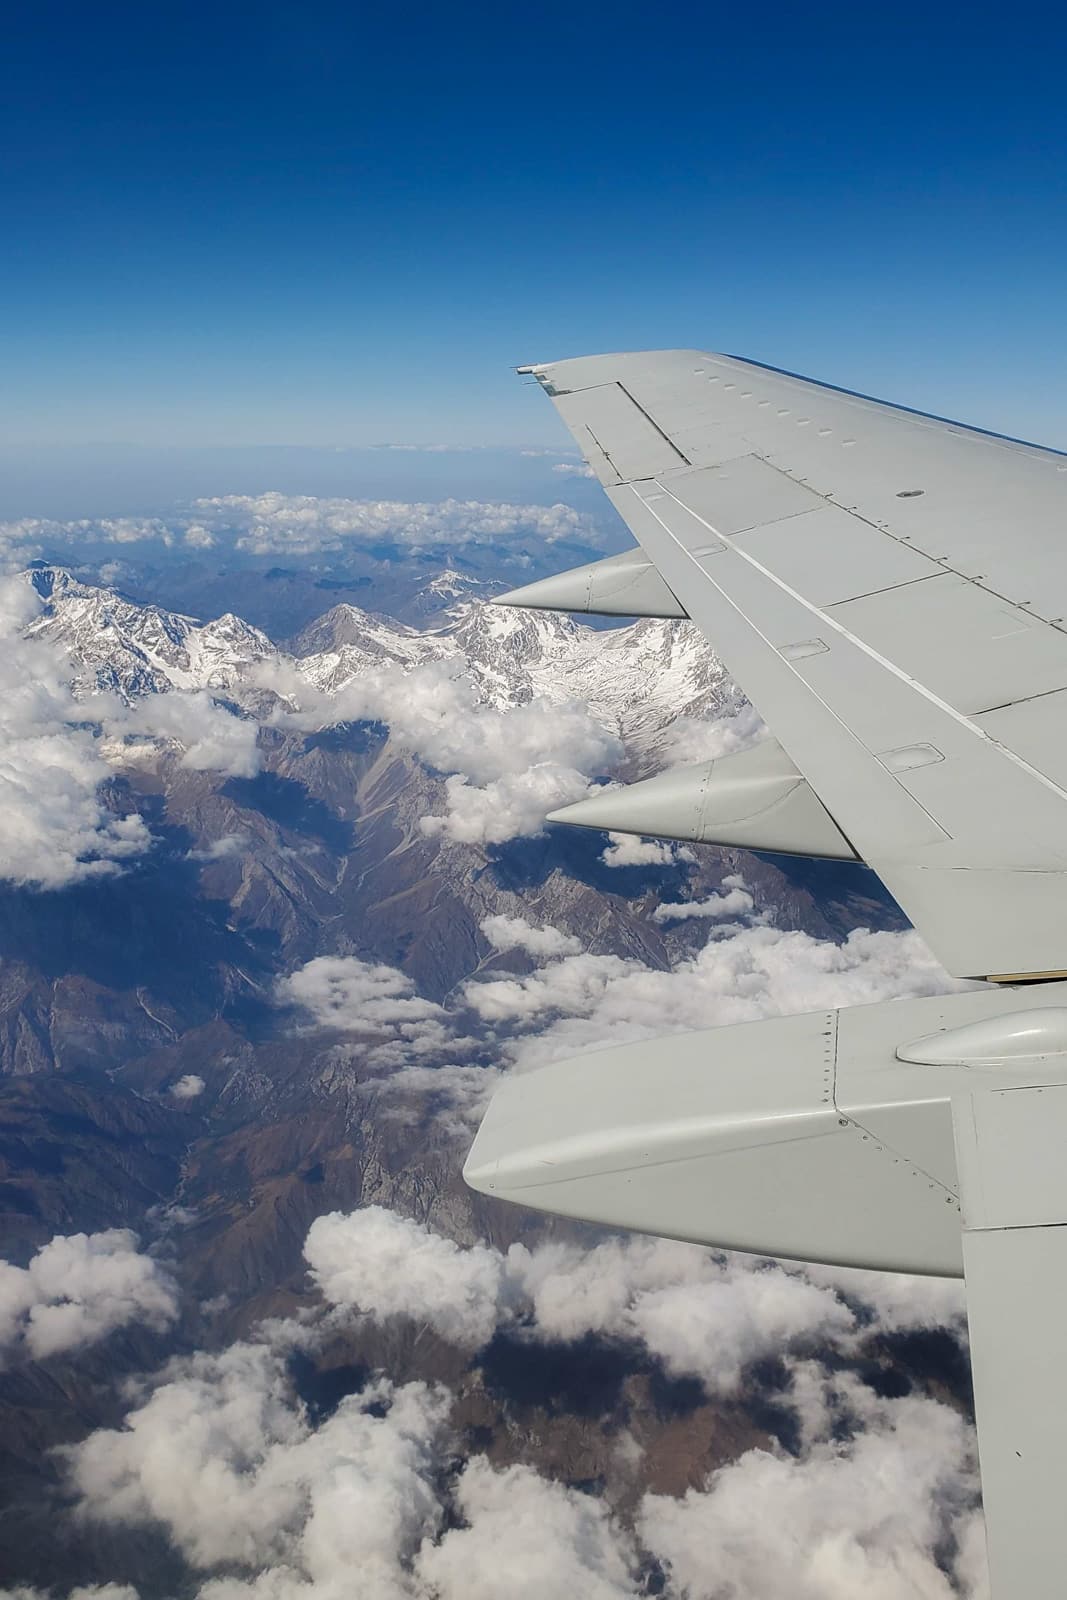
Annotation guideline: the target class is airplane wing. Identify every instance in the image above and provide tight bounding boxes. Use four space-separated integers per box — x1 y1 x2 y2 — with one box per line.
507 350 1067 984
467 350 1067 1598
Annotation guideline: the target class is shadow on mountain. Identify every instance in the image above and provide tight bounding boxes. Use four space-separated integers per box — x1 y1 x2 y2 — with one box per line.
480 1330 632 1418
303 720 388 757
0 810 277 1018
742 1356 803 1453
485 825 693 899
313 575 373 593
223 771 354 852
645 1366 707 1420
754 851 909 927
288 1350 372 1422
877 1327 973 1411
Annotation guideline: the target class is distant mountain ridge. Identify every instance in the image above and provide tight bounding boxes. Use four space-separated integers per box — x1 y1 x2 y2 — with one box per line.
25 563 743 769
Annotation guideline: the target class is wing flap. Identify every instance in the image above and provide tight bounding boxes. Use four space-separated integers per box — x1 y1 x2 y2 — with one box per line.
952 1087 1067 1600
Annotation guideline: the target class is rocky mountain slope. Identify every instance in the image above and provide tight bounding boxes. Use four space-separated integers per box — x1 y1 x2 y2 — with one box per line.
0 565 920 1593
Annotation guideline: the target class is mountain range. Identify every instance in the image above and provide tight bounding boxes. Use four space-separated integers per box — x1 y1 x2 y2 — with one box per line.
0 564 938 1595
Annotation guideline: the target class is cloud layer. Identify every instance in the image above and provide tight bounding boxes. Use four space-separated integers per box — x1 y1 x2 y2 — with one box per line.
50 1206 982 1600
0 1230 178 1363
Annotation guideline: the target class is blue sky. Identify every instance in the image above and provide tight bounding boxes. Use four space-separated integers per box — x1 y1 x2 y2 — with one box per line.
3 1 1067 455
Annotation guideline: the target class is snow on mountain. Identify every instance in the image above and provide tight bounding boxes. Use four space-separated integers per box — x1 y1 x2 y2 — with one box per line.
23 566 275 700
20 563 742 772
295 599 742 767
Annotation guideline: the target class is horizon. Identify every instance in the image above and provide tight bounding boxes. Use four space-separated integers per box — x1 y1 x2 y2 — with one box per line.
4 2 1067 460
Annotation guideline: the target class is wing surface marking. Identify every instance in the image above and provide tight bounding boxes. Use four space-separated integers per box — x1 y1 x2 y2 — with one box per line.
528 352 1067 978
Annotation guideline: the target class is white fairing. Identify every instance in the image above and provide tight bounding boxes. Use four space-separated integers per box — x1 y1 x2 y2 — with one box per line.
466 981 1067 1278
496 548 686 618
545 737 858 859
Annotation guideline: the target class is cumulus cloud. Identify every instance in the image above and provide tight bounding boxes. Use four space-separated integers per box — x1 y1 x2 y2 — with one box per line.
0 1230 178 1363
274 957 463 1070
183 523 216 549
652 872 755 923
551 461 597 478
186 834 246 862
481 925 965 1073
1 491 606 569
67 1342 448 1585
55 1208 986 1600
415 1457 638 1599
276 957 446 1037
119 691 260 779
300 1209 899 1402
662 702 766 767
305 1207 504 1350
600 832 695 869
0 575 267 889
0 1587 141 1600
421 765 598 845
258 655 622 846
195 493 601 556
638 1374 982 1600
0 579 153 888
170 1074 206 1101
479 914 582 959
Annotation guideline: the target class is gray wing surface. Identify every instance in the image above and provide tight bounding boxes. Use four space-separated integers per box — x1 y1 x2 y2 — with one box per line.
952 1086 1067 1599
526 349 1067 982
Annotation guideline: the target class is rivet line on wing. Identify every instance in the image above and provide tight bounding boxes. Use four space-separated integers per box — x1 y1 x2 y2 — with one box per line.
649 479 1067 813
621 483 952 841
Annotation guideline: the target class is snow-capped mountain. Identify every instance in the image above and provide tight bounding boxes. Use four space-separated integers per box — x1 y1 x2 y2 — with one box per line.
25 564 741 767
289 599 741 764
24 565 275 700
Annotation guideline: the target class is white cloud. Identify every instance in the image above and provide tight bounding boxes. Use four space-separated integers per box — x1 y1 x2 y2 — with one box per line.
303 1209 863 1401
421 766 599 846
0 1587 141 1600
464 950 637 1025
170 1074 206 1101
652 872 755 923
119 692 260 779
187 834 246 862
414 1457 638 1599
67 1342 448 1585
305 1208 504 1350
276 957 446 1037
274 957 461 1071
259 655 623 846
0 1230 178 1363
662 703 765 767
0 579 153 888
638 1378 982 1600
54 1210 987 1600
493 926 966 1073
479 914 582 959
507 1237 857 1393
600 833 695 869
0 576 267 889
196 493 601 556
183 523 216 549
551 461 596 478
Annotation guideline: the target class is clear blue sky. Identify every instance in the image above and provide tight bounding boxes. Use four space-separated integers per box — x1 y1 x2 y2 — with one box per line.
3 1 1066 451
